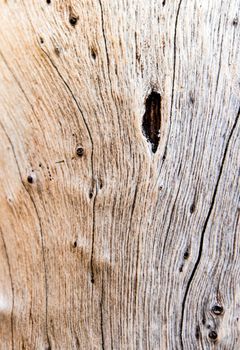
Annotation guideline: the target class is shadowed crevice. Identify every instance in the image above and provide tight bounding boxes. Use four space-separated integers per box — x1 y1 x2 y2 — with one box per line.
180 107 240 349
162 0 183 161
142 91 161 153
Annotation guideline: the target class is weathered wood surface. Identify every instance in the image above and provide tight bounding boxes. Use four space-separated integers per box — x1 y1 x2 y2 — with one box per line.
0 0 239 349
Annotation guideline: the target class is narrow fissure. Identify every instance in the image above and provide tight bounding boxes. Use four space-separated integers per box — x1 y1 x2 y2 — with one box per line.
39 48 97 286
180 107 240 348
0 121 50 348
162 0 183 161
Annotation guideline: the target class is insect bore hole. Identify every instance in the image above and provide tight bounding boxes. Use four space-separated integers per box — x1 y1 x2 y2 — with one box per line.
91 48 97 60
212 305 223 315
69 16 79 27
208 331 218 341
76 146 84 157
27 172 37 184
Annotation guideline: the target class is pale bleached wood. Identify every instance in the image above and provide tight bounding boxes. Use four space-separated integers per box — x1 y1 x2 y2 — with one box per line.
0 0 239 349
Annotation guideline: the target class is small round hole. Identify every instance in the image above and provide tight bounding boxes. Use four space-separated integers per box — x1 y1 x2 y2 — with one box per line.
76 146 84 157
27 172 36 184
208 331 217 341
27 175 34 184
212 305 223 315
69 16 78 27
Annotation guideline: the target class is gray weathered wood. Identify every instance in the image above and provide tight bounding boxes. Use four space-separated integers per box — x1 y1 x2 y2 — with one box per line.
0 0 239 349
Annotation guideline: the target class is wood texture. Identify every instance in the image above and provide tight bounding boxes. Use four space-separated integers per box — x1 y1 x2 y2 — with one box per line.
0 0 239 349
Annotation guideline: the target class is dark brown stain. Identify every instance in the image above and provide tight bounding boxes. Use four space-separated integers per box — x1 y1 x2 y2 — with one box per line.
54 47 61 56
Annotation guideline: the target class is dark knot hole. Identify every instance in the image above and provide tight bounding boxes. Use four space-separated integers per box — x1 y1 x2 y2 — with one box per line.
142 90 161 153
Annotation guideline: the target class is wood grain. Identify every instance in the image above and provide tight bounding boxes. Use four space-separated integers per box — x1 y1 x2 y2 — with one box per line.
0 0 239 349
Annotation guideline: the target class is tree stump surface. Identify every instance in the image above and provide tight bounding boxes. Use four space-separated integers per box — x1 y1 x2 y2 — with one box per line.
0 0 239 349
